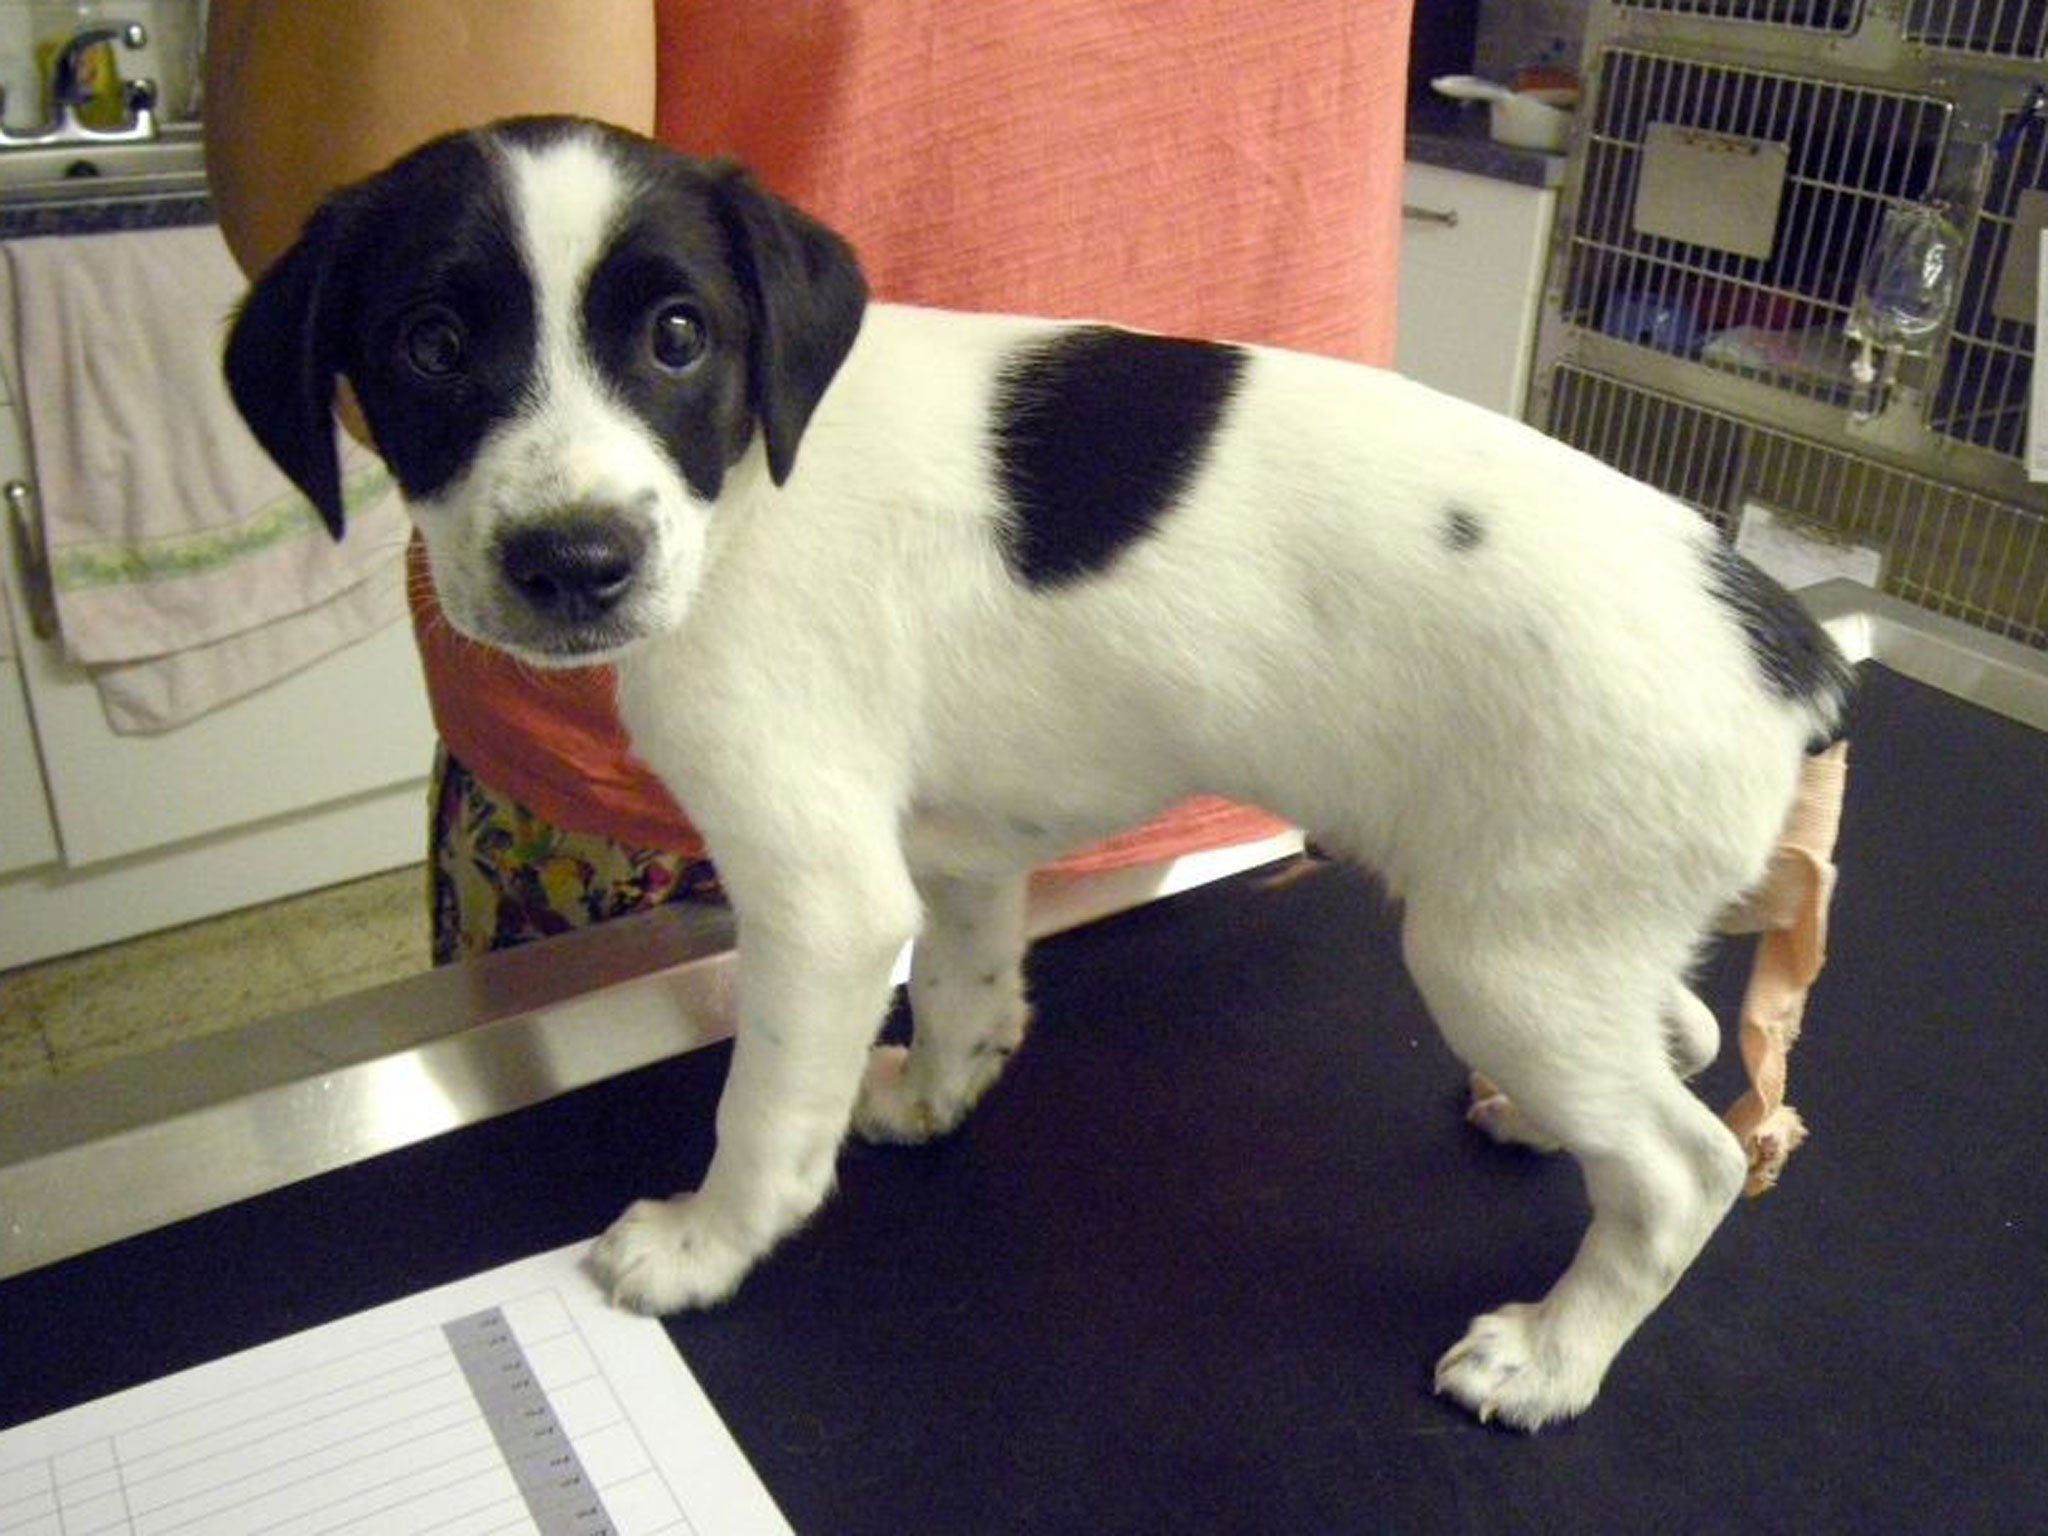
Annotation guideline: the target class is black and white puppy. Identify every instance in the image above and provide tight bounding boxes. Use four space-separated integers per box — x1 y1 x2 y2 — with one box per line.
226 117 1850 1430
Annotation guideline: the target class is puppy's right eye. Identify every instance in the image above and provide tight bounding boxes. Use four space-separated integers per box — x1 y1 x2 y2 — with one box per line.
648 302 708 373
403 309 467 378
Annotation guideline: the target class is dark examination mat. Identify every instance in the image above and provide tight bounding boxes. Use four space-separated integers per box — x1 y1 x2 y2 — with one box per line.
4 662 2044 1534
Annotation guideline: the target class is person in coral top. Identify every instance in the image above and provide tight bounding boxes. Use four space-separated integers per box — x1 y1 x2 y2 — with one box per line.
206 0 1411 960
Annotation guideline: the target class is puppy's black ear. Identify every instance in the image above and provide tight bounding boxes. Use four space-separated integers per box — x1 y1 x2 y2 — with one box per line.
223 196 361 540
711 164 867 486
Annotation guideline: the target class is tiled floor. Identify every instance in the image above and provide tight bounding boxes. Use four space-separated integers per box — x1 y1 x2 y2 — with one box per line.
0 865 430 1092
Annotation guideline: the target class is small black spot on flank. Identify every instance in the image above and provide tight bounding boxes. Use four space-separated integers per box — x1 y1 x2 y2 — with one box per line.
978 972 1001 988
1702 539 1855 711
994 326 1248 588
1442 506 1487 553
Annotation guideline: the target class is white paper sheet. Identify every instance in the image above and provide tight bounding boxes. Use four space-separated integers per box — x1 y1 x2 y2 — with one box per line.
0 1243 791 1536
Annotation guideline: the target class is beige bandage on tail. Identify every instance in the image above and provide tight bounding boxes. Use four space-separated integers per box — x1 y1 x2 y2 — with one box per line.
1716 741 1850 1196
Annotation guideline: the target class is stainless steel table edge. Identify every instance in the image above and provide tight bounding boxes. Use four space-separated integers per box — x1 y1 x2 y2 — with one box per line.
1802 578 2048 737
0 834 1301 1278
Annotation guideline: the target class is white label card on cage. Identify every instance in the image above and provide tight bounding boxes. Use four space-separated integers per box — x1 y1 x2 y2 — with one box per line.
1991 188 2048 325
2028 231 2048 481
1633 124 1790 261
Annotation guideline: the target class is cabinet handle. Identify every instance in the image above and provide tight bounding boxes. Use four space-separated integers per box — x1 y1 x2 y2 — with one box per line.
1402 203 1461 227
5 479 57 643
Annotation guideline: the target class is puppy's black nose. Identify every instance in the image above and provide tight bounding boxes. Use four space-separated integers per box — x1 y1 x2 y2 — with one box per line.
499 518 645 622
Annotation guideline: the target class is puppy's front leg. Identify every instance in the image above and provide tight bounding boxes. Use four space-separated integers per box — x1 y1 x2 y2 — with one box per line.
855 872 1031 1144
593 866 917 1314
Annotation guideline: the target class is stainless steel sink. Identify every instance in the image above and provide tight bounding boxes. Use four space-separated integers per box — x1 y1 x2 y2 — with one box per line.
0 122 204 204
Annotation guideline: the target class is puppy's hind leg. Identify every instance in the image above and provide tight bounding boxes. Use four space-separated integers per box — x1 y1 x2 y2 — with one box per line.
854 872 1032 1144
1664 980 1719 1080
1468 979 1719 1149
1408 913 1747 1430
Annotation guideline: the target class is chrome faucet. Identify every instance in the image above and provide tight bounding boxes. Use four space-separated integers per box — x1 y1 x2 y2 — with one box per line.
0 20 158 149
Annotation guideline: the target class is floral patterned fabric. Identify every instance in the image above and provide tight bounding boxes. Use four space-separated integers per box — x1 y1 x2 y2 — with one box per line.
429 750 724 965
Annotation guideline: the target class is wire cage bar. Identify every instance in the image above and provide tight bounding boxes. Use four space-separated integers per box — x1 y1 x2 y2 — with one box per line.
1563 49 1953 405
1904 0 2048 60
1546 364 1749 528
1612 0 1863 32
1547 366 2048 649
1606 0 2048 56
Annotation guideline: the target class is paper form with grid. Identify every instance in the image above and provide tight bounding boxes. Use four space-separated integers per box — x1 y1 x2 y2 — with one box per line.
0 1244 790 1536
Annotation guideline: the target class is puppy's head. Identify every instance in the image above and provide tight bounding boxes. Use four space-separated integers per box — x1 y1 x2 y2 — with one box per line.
224 116 866 666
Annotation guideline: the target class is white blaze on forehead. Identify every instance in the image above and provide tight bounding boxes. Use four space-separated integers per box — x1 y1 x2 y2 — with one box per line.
496 130 633 380
488 128 669 508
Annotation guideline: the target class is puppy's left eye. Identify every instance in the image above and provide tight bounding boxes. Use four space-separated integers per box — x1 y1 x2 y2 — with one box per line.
649 302 708 372
402 308 467 378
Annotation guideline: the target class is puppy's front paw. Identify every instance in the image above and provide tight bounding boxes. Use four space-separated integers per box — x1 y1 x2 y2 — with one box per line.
1433 1302 1601 1431
590 1195 757 1315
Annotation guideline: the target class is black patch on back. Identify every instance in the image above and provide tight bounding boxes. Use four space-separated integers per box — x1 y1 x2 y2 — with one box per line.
1703 540 1854 721
1442 506 1486 553
994 326 1248 588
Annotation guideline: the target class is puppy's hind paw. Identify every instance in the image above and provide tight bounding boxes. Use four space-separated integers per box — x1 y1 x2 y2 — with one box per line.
1465 1072 1562 1153
853 1040 1015 1145
1433 1303 1601 1431
851 1045 944 1145
590 1195 757 1315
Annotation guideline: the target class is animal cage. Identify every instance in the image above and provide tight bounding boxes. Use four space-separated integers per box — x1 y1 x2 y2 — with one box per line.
1536 5 2048 657
1560 48 1953 406
1548 366 2048 647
